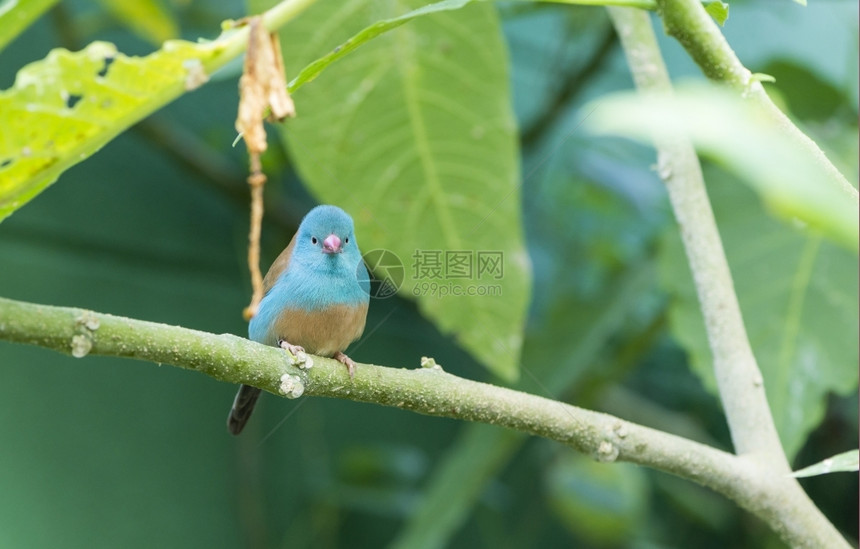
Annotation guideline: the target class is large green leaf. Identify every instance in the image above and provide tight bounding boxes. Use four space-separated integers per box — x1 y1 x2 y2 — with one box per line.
659 178 859 459
391 160 661 547
277 1 529 381
585 83 859 250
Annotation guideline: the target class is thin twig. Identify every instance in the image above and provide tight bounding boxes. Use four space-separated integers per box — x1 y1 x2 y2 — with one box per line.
236 17 296 320
245 155 267 320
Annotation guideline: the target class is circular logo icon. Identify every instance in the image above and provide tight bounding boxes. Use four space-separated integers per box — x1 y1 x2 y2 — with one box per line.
360 248 404 299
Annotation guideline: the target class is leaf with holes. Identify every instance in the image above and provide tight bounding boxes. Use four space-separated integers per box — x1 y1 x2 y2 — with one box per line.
276 0 529 381
0 39 228 222
659 178 858 459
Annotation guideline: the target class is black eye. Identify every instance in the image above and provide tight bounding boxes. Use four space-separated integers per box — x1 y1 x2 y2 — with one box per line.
345 237 349 244
311 237 318 245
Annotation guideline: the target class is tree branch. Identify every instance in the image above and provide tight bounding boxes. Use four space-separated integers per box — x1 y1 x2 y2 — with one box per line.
656 0 858 201
606 7 849 548
0 295 849 547
608 2 784 465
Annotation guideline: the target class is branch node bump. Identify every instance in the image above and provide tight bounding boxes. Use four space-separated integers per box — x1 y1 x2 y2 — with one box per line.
279 373 305 399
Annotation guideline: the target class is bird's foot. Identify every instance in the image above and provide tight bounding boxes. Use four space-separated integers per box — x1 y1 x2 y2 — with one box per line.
278 339 313 369
333 351 356 378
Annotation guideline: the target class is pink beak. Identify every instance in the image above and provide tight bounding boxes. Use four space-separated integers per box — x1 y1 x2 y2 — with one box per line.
322 234 342 254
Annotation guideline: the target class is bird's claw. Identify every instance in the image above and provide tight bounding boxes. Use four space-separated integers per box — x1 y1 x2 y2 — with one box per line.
334 351 356 378
277 339 305 355
278 339 312 369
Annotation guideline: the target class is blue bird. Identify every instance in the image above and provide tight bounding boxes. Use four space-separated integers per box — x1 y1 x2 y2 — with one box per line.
228 205 370 435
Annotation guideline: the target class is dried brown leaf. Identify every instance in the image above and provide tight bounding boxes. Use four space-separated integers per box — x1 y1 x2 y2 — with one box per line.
235 17 294 155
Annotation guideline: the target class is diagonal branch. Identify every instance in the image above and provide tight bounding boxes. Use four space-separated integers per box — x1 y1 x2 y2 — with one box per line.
608 2 784 465
656 0 857 201
606 7 848 548
0 295 849 548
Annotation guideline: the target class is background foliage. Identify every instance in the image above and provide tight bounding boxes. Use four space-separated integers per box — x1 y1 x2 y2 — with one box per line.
0 0 856 548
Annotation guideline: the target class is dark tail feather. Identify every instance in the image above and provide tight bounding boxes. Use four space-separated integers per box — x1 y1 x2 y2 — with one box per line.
227 385 262 435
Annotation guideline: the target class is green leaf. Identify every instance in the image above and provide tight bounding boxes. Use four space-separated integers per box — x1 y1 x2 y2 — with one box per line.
390 425 521 549
546 455 648 545
289 0 474 92
585 83 859 251
704 0 729 26
94 0 179 46
0 40 226 222
759 59 848 122
750 72 776 83
791 450 859 478
277 0 529 381
0 0 59 53
658 179 859 459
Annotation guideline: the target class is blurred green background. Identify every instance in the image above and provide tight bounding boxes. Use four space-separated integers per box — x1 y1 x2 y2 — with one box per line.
0 1 857 548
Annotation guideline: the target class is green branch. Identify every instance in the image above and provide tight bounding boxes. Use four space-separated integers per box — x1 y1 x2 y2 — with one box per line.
609 0 784 465
0 295 849 547
606 7 849 548
657 0 858 200
0 297 718 472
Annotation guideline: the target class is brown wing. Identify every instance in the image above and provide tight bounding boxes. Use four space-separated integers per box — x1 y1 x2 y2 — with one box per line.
262 232 297 294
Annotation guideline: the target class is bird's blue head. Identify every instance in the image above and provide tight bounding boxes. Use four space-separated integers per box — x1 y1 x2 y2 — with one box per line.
292 205 365 276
